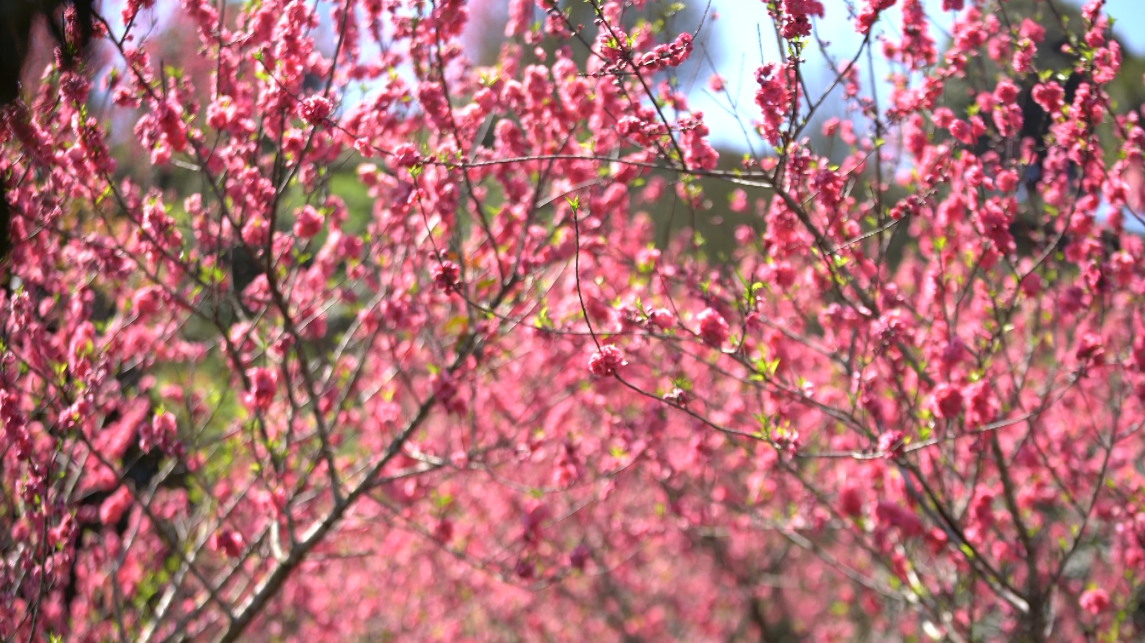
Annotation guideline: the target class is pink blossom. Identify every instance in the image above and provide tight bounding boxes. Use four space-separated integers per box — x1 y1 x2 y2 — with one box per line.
878 431 905 457
1079 588 1110 614
857 0 897 34
132 285 164 316
931 382 964 419
648 308 675 329
588 345 626 377
4 2 1145 639
298 95 333 125
662 387 688 407
754 63 790 146
696 308 730 346
433 260 460 291
875 501 924 537
965 381 997 426
293 205 324 239
838 484 865 517
99 486 134 526
569 543 590 570
1032 82 1064 112
140 410 181 456
392 143 420 168
779 0 824 39
1076 332 1106 365
244 367 277 412
209 530 245 558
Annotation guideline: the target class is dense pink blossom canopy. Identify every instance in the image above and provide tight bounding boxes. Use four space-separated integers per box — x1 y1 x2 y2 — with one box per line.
3 0 1145 641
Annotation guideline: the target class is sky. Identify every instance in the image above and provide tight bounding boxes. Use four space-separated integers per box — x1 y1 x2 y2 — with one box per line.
103 0 1144 145
689 0 1145 151
98 0 1145 233
657 0 1145 233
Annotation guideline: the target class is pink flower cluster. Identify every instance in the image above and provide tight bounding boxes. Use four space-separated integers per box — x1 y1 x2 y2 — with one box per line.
2 1 1144 642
